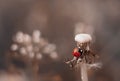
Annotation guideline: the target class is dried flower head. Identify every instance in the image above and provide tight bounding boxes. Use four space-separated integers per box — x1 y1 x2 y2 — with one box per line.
10 30 58 60
75 34 92 43
66 33 101 68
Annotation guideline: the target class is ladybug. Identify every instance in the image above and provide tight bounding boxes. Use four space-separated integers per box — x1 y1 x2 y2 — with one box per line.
72 48 83 58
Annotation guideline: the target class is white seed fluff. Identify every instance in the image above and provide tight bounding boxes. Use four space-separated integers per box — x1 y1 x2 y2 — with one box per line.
75 34 92 43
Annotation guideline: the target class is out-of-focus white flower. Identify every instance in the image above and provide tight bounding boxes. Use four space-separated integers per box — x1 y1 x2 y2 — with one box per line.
34 46 39 52
43 44 56 54
32 30 41 43
39 38 48 47
23 34 31 44
50 51 58 59
14 31 24 43
36 53 42 60
19 47 27 55
10 30 58 60
11 44 18 51
33 30 41 38
29 52 34 58
26 45 33 52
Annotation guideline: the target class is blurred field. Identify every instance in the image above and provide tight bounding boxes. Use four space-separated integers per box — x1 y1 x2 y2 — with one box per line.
0 0 120 81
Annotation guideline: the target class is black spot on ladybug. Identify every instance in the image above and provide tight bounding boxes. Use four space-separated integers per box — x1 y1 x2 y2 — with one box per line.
78 48 83 55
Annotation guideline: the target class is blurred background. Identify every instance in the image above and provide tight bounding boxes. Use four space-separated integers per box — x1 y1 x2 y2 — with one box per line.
0 0 120 81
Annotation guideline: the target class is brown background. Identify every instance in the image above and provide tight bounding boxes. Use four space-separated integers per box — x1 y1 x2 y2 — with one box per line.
0 0 120 81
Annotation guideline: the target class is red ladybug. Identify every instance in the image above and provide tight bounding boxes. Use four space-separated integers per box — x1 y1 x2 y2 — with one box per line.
72 48 83 58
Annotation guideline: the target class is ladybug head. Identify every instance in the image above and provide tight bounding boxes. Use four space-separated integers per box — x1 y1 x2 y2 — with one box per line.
78 48 83 54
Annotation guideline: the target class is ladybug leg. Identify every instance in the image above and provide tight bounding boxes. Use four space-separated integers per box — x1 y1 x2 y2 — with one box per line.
65 58 71 64
65 57 77 68
77 58 82 64
71 57 77 62
70 57 77 67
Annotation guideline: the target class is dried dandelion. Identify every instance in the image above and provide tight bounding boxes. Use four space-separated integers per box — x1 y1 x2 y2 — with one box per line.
65 34 102 81
9 30 59 81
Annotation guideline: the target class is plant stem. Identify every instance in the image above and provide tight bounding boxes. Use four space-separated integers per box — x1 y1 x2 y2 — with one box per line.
81 62 88 81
